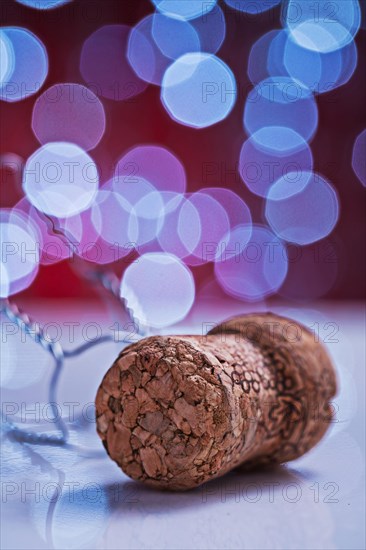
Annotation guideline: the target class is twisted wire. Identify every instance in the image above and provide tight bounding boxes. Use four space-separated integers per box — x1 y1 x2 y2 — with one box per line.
83 269 146 336
1 216 145 448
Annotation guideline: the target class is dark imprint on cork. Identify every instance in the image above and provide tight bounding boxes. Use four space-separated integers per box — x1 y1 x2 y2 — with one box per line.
95 313 337 490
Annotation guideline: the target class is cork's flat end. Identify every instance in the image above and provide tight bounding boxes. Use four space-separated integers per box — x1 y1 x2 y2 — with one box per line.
95 336 236 490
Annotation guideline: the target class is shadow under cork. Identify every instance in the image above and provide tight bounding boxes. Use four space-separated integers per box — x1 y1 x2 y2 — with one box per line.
104 464 305 512
100 465 337 550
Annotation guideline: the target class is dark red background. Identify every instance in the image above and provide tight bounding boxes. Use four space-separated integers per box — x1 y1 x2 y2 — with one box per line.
1 0 365 299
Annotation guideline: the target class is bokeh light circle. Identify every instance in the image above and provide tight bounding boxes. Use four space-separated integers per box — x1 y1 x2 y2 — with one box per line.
151 0 217 21
80 25 148 101
157 195 200 259
265 171 339 245
151 13 201 59
215 224 288 301
248 28 358 95
131 190 166 246
352 129 366 187
73 201 135 266
32 83 106 151
224 0 281 13
120 253 195 328
161 53 236 128
177 196 202 263
0 27 48 102
0 209 40 297
106 175 166 247
128 15 169 86
216 223 253 263
157 188 252 264
239 128 313 197
15 0 71 8
196 188 252 263
0 30 14 86
23 142 99 218
282 31 358 94
284 32 331 91
181 191 230 264
89 188 133 249
284 0 361 53
128 10 226 86
114 145 186 199
201 187 252 229
244 77 318 145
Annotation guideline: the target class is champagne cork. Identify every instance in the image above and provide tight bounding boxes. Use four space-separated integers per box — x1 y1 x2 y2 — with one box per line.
95 313 337 490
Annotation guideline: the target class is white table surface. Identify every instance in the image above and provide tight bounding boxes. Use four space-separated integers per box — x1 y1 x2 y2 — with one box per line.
1 299 365 550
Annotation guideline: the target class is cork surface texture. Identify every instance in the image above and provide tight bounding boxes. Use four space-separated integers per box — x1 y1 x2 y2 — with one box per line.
95 313 337 490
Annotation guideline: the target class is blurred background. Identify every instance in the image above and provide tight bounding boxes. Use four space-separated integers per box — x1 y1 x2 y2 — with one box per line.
1 0 365 305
